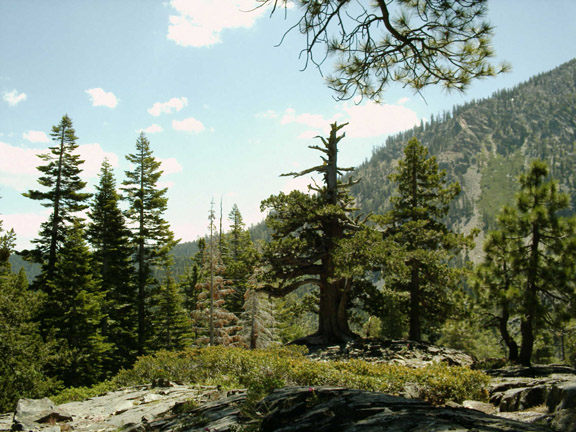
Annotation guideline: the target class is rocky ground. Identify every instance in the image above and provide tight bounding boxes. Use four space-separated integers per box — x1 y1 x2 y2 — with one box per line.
3 340 576 432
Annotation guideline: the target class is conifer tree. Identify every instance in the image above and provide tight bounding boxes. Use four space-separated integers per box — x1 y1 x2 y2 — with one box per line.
87 159 137 371
376 137 473 342
192 205 241 346
478 160 576 366
223 204 259 315
23 114 91 281
149 264 193 351
240 270 277 349
0 222 56 412
122 133 178 354
44 221 110 387
261 122 363 344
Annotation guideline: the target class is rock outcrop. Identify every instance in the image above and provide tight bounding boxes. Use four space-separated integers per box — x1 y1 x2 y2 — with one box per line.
304 338 475 368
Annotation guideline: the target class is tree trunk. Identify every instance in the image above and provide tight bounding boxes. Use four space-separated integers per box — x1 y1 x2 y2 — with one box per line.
499 299 519 363
408 263 421 341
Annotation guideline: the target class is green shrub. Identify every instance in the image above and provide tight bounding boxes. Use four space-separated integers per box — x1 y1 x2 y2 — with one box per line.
53 345 490 406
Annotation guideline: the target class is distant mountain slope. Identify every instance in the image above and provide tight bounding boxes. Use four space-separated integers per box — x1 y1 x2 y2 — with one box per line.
351 58 576 258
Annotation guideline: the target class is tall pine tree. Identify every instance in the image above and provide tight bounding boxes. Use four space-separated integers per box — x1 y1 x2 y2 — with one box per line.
23 114 91 281
122 133 177 354
223 204 259 315
478 160 576 366
376 137 473 342
88 159 137 372
44 221 110 387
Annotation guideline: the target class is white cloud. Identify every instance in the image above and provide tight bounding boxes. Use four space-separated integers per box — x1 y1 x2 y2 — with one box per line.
148 97 188 116
339 101 419 138
0 141 118 192
22 130 50 143
260 101 419 140
0 211 50 251
255 109 279 120
397 97 410 104
0 141 46 191
160 157 183 175
139 124 164 134
77 143 119 178
3 89 27 106
85 88 119 108
167 0 268 47
172 117 205 133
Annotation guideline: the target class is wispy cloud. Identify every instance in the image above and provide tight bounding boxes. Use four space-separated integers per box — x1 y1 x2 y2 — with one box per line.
160 157 183 175
260 101 419 139
85 88 119 108
172 117 205 133
139 124 164 134
0 141 118 192
3 89 27 106
148 97 188 116
22 130 50 143
167 0 268 47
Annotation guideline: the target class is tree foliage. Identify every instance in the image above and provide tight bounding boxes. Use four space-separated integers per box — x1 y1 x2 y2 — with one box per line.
88 159 137 372
374 137 473 341
23 114 91 280
261 122 364 344
43 221 110 387
476 160 576 365
0 222 57 412
122 133 178 354
261 0 508 101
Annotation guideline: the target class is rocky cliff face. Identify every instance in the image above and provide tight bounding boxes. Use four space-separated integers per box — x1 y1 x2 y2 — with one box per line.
350 58 576 260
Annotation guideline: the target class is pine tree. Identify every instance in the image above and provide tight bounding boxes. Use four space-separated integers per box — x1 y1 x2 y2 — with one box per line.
261 122 364 344
376 137 473 342
149 264 193 351
478 160 576 366
87 159 137 372
23 115 91 281
240 270 277 349
44 221 110 387
223 204 259 315
192 204 241 346
0 222 56 412
122 133 178 354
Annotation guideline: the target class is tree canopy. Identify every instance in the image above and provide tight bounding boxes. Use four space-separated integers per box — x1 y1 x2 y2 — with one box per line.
261 0 508 101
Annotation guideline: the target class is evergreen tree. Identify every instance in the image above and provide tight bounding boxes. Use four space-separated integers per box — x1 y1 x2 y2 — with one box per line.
87 159 137 372
375 137 473 341
44 221 110 387
149 264 193 351
477 160 576 366
122 133 178 354
240 269 277 349
223 204 259 315
0 222 56 412
261 122 364 344
192 205 241 346
23 115 91 281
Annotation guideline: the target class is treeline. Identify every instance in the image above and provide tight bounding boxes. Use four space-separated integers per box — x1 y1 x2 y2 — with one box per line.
2 119 576 414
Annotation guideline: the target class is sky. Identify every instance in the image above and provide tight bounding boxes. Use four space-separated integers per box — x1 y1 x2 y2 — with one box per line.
1 0 576 251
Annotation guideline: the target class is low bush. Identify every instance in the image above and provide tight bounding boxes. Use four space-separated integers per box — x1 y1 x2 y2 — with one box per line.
54 345 490 405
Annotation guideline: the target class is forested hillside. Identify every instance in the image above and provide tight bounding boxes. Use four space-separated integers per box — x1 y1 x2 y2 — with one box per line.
351 58 576 251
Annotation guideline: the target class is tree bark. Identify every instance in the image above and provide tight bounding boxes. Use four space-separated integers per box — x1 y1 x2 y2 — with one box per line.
499 298 519 363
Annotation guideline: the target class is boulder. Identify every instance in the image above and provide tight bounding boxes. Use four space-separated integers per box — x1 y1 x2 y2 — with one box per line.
11 398 72 432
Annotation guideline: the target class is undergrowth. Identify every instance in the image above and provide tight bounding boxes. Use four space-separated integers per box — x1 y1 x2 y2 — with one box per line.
52 345 489 406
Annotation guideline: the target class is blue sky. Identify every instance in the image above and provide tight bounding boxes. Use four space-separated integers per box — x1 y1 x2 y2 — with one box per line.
1 0 576 250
